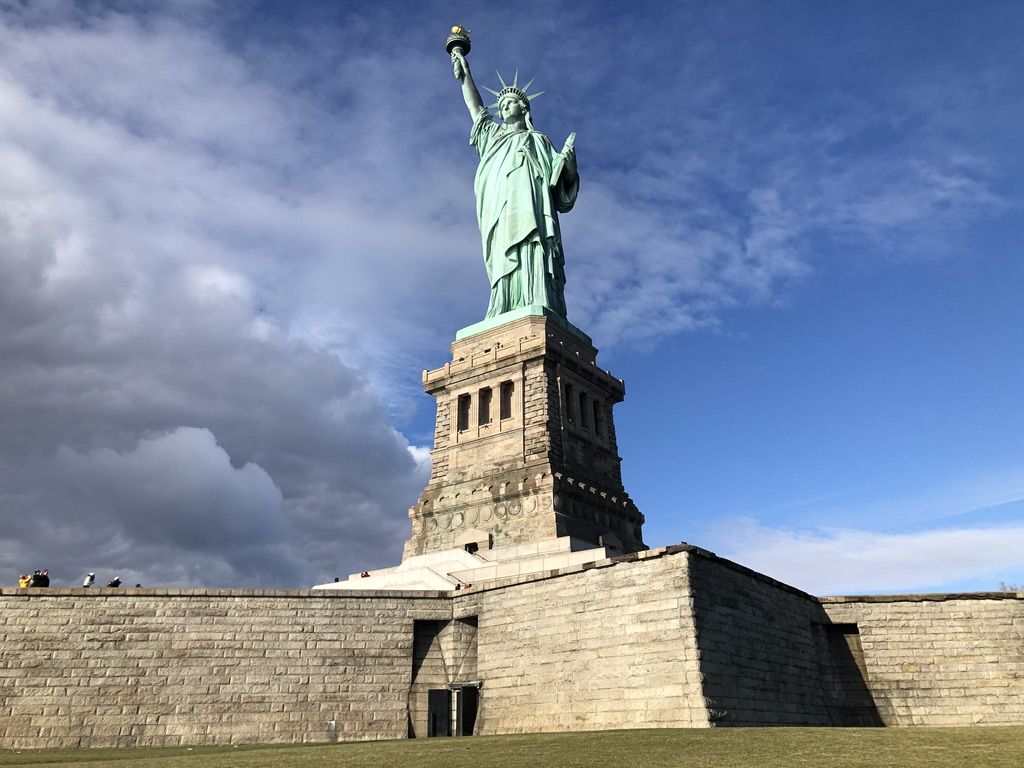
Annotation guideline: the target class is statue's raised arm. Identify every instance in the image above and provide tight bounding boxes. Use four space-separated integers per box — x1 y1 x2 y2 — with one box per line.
447 26 484 119
445 26 579 322
451 49 485 120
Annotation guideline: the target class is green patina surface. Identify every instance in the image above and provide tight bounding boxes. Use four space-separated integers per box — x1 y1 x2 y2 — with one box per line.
449 33 579 324
3 727 1023 768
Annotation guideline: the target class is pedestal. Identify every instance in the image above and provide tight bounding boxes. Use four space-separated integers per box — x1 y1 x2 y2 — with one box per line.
403 313 645 559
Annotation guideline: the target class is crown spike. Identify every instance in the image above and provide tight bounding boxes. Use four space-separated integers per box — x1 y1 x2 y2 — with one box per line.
527 91 544 101
522 78 535 93
513 68 519 87
483 86 501 97
496 70 508 88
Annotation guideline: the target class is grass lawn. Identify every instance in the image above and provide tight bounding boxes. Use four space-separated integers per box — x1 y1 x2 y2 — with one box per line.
2 727 1022 768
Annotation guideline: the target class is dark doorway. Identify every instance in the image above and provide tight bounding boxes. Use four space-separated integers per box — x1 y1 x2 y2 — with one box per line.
427 689 451 737
456 686 479 736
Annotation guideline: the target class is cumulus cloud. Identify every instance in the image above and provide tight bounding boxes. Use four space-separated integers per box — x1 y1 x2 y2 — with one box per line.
706 518 1024 595
0 163 427 585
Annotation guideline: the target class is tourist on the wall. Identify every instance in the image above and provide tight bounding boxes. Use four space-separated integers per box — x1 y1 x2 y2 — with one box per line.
106 576 121 588
82 573 95 588
18 574 30 588
38 569 49 587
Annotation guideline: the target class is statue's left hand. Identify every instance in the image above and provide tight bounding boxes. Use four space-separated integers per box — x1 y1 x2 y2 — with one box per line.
563 146 578 179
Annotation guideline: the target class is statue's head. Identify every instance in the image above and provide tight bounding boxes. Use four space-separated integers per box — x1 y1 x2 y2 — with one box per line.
498 90 530 126
485 71 543 130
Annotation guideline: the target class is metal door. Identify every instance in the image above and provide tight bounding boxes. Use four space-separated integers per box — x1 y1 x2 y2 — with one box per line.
427 688 451 737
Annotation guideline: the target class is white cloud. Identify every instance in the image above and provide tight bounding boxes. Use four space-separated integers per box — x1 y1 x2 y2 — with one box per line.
407 444 433 474
186 265 252 305
708 518 1024 595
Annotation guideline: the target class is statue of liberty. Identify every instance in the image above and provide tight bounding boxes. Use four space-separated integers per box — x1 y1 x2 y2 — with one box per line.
449 31 579 320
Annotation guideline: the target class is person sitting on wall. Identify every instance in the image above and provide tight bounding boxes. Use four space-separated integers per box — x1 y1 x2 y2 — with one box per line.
18 574 31 588
82 572 95 588
29 570 41 587
106 576 121 588
38 569 50 587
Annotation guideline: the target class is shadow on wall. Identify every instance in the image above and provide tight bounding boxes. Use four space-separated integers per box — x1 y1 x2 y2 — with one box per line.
688 553 882 727
812 622 883 726
409 617 480 738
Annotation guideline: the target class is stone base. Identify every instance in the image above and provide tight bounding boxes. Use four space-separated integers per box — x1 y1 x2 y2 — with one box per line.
405 313 644 560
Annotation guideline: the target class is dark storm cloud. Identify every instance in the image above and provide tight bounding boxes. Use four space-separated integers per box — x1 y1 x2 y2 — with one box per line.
0 202 426 586
0 4 474 587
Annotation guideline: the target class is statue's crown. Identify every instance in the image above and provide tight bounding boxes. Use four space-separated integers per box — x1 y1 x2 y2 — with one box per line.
484 69 544 114
496 86 529 104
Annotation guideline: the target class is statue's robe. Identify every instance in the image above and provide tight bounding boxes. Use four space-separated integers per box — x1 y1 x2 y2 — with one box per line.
470 110 578 318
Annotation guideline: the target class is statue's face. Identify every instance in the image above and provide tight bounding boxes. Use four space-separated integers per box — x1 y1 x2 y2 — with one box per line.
500 96 527 124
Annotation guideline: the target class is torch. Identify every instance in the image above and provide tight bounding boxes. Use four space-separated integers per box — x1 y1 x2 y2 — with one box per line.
446 25 472 79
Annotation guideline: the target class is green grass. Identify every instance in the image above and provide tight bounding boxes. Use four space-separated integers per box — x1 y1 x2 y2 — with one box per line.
2 727 1023 768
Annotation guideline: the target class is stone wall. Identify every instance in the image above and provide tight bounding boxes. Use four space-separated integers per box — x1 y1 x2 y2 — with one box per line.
822 592 1024 726
0 588 449 749
686 550 1024 728
454 548 709 733
2 548 1022 749
686 551 835 726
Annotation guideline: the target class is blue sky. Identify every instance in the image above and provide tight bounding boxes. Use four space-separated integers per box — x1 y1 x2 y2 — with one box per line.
0 1 1021 592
